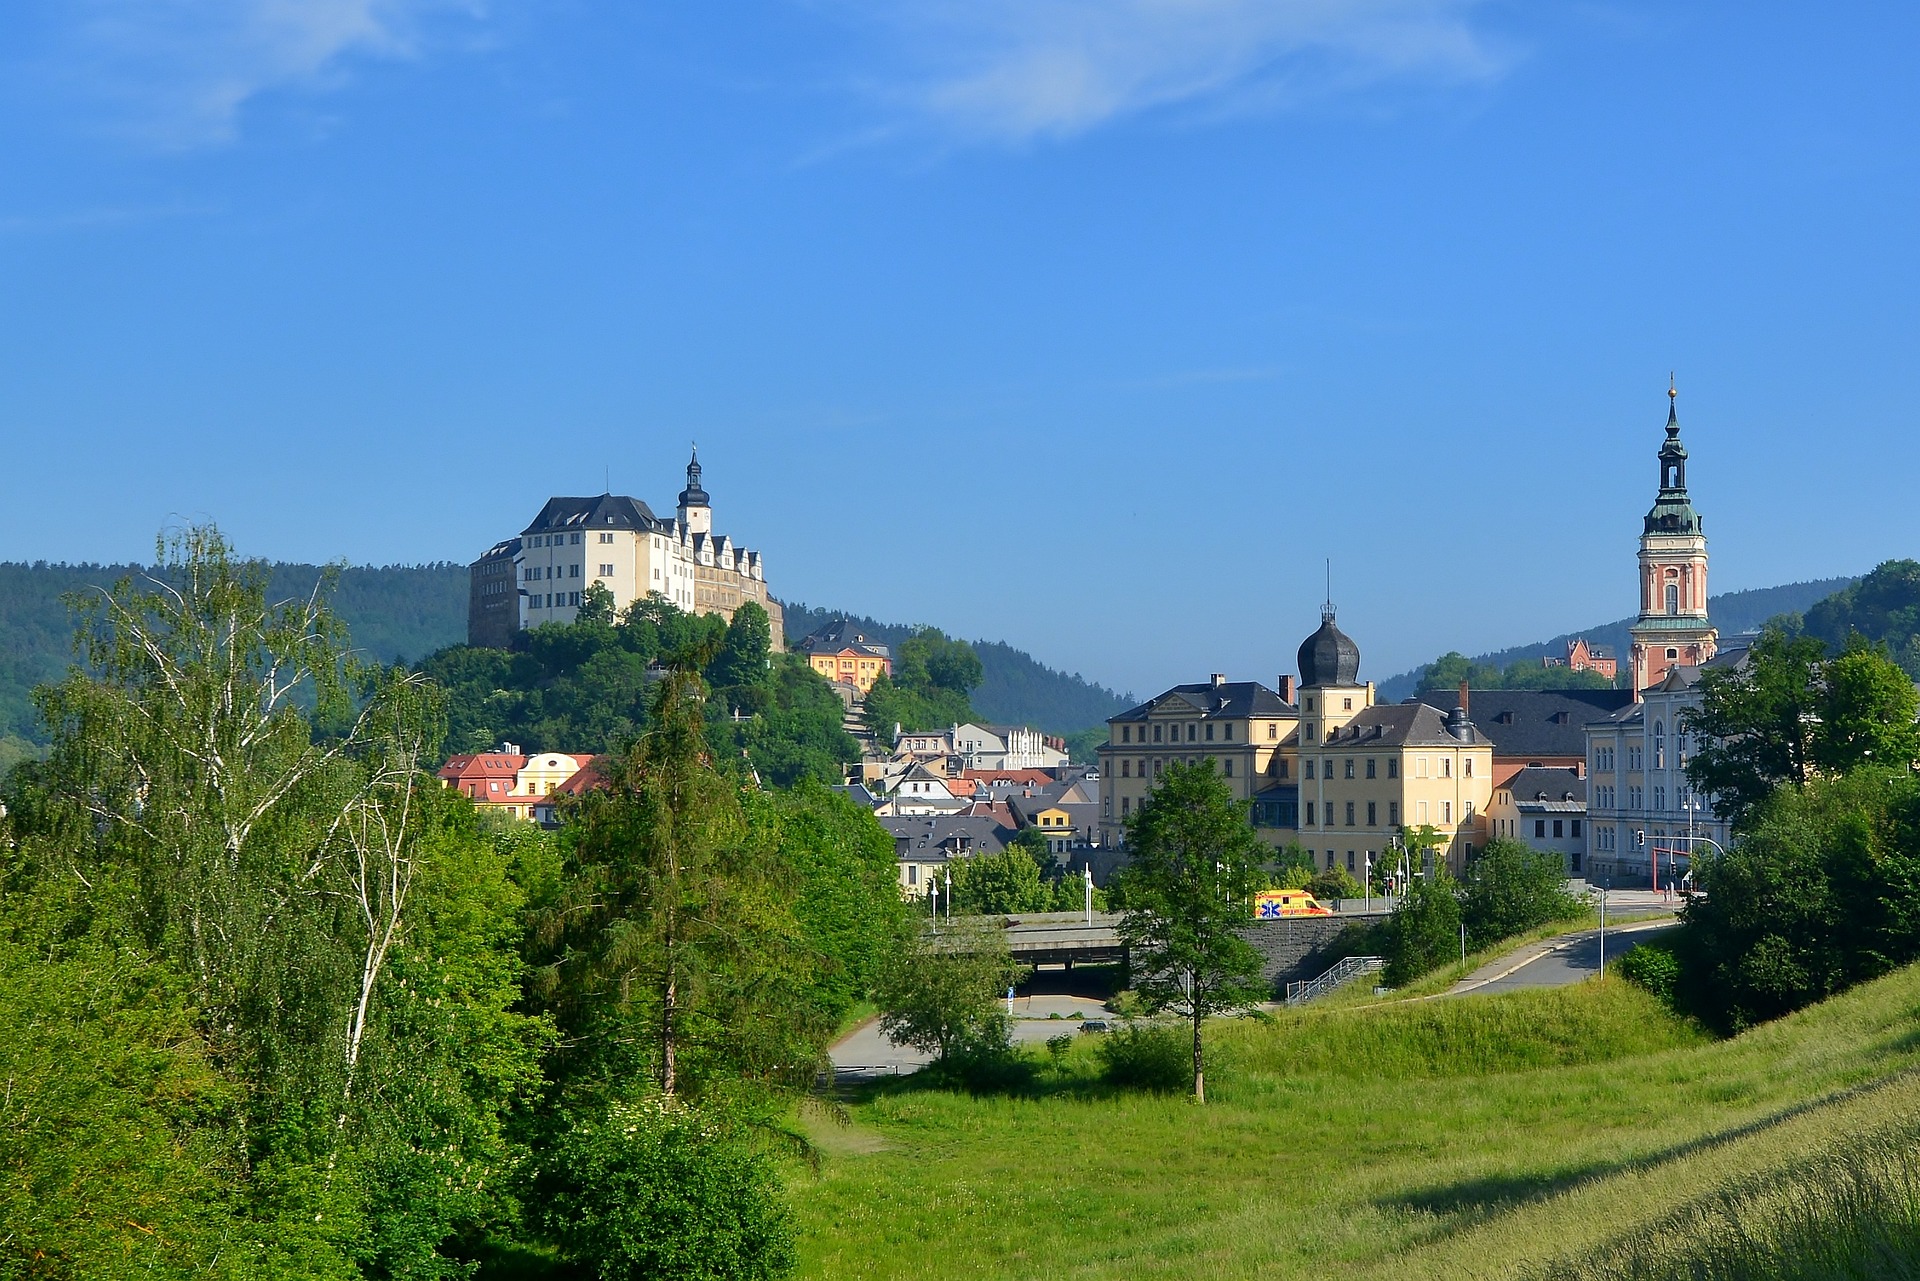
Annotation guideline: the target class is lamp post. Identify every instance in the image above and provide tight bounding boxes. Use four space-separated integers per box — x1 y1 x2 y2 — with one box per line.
944 865 952 925
1084 865 1094 926
928 877 939 936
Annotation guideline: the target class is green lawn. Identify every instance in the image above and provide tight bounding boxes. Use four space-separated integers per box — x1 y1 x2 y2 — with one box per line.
791 966 1920 1279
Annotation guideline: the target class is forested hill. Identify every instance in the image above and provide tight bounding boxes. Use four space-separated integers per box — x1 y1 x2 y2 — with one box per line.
0 561 469 749
1375 576 1860 701
780 603 1131 733
0 565 1131 753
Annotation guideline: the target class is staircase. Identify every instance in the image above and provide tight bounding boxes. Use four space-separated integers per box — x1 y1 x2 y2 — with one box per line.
1285 956 1385 1007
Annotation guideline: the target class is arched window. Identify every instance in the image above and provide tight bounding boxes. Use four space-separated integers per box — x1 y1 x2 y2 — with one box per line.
1653 721 1665 770
1666 584 1680 615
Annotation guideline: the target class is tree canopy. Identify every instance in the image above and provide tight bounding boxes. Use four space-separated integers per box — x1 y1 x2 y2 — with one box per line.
1683 630 1920 827
1118 760 1269 1102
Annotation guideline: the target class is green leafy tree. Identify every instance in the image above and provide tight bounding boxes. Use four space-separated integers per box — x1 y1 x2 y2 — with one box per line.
708 601 772 695
1675 771 1918 1030
534 1099 795 1281
874 920 1026 1064
537 667 828 1099
1118 760 1269 1103
948 846 1053 915
1270 841 1318 889
577 580 617 625
1684 630 1919 827
1381 872 1462 986
1803 558 1920 679
1308 866 1362 904
23 525 545 1276
1459 836 1583 948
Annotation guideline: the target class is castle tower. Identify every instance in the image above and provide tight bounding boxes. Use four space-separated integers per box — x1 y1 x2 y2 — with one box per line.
677 448 712 535
1628 382 1717 693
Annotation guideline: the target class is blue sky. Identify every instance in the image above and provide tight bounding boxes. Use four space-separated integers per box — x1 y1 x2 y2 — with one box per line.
2 2 1915 697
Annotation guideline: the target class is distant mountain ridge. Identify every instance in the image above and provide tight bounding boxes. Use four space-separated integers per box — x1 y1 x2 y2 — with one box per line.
0 560 471 749
780 603 1131 734
1375 576 1861 702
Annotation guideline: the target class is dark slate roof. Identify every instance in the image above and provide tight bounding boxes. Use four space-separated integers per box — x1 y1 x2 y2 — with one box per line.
796 618 892 659
882 814 1014 860
473 537 521 565
1298 610 1362 688
1410 688 1634 759
1110 680 1296 723
1320 702 1484 747
1502 767 1587 809
522 494 663 536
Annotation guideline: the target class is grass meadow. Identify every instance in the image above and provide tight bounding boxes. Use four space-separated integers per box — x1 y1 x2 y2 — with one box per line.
792 966 1920 1279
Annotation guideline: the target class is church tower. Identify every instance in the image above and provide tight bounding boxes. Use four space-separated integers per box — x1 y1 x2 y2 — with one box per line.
676 448 712 535
1628 382 1716 693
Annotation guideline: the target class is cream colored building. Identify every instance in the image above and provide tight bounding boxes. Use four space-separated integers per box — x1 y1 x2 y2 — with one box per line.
1096 674 1298 848
471 451 783 647
1097 609 1491 878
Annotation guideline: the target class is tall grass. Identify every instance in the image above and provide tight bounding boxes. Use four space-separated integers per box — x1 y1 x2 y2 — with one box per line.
1540 1116 1920 1281
792 963 1920 1280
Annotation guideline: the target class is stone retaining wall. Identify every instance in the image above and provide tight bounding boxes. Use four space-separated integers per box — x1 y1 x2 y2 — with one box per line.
1241 912 1390 993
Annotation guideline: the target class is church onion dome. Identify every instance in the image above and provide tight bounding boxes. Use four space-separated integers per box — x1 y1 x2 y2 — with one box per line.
1297 608 1361 688
678 449 710 508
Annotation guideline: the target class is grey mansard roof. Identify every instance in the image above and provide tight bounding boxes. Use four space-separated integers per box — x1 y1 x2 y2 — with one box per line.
1109 681 1297 723
1502 767 1587 811
1318 702 1484 748
1411 689 1633 759
521 494 663 537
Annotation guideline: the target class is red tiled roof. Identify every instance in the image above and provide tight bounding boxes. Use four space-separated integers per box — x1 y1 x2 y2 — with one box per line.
437 753 526 782
555 757 609 796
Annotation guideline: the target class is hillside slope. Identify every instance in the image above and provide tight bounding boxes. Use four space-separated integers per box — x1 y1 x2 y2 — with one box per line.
794 961 1920 1280
1377 576 1859 700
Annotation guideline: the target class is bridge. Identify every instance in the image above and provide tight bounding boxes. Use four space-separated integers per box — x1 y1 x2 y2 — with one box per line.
956 907 1394 983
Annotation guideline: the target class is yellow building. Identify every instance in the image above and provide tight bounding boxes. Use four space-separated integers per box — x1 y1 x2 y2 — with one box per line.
1096 674 1297 847
1098 607 1491 877
795 619 893 693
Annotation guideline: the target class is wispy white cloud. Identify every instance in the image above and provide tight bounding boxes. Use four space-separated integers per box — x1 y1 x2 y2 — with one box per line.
63 0 487 148
836 0 1514 142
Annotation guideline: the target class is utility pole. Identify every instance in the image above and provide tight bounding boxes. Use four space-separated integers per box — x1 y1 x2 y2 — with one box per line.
1598 882 1607 979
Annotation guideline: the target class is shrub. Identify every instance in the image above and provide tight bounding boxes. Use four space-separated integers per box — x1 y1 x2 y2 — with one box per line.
1460 836 1583 949
1616 939 1681 1006
1095 1023 1190 1092
1381 874 1462 987
534 1099 795 1281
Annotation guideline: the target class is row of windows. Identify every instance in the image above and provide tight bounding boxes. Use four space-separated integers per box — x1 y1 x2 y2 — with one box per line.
1117 757 1237 778
1119 721 1249 744
1303 799 1425 827
524 564 585 582
529 592 582 610
529 532 584 547
1592 784 1696 814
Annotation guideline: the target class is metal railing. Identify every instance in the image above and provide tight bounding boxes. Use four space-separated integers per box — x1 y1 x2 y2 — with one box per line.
1285 955 1385 1007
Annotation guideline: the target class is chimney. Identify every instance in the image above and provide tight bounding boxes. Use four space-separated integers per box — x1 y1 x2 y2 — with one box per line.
1211 672 1227 687
1458 680 1470 716
1278 675 1296 703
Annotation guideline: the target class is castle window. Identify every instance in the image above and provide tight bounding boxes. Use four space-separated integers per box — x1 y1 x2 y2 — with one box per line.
1154 725 1163 743
1224 760 1234 777
1268 724 1277 740
1343 697 1352 711
1441 758 1452 778
1344 759 1355 780
1388 759 1398 779
1304 759 1315 779
1366 759 1376 779
1367 801 1377 826
1389 801 1399 825
1306 802 1316 825
1188 724 1197 742
1224 724 1233 741
1205 724 1215 742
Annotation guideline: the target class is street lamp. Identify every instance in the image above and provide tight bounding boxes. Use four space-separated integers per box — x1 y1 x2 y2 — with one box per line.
928 876 939 936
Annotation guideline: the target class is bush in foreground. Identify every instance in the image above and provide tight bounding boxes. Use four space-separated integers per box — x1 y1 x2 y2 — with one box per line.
1095 1023 1191 1092
534 1099 794 1281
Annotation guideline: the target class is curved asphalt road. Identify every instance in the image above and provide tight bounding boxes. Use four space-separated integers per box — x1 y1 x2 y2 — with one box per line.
1446 917 1680 997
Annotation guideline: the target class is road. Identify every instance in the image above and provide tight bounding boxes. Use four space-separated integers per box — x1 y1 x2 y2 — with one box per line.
1447 916 1679 997
829 991 1117 1082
